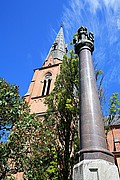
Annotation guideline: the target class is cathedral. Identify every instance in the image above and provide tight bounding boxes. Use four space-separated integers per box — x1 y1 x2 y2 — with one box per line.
24 26 67 116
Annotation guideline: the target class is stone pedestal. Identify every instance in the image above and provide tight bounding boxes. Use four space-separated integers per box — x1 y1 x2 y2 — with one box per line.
73 159 119 180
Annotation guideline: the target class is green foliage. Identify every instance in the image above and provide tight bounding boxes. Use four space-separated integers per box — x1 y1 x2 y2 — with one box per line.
0 78 28 179
104 92 120 136
45 51 79 180
107 92 120 125
0 78 56 179
46 146 58 180
95 69 104 106
0 110 58 179
0 78 27 140
0 143 10 179
7 112 58 180
109 92 120 115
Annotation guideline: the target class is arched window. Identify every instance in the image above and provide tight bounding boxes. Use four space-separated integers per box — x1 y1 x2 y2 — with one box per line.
42 72 52 96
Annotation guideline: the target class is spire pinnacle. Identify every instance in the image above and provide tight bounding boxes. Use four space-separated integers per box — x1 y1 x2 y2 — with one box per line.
60 22 64 28
46 26 67 62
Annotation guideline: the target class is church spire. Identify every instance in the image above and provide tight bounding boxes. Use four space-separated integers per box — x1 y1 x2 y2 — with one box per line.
46 26 67 61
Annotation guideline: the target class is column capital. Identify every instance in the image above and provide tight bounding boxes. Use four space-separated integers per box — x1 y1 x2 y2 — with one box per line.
73 26 94 54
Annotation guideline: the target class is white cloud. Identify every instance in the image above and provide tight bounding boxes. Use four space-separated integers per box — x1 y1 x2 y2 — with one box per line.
103 0 120 12
117 19 120 29
85 0 120 13
62 0 120 97
86 0 100 13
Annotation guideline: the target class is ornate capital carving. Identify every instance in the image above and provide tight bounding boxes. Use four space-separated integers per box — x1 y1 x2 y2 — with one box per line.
73 26 94 54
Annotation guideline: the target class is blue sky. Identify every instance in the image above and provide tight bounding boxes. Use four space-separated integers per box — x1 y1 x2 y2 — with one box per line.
0 0 120 114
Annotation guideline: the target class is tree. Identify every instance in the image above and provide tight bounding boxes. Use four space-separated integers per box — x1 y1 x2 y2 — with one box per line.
108 92 120 119
7 113 58 180
105 92 120 133
0 78 58 180
0 78 26 140
0 77 28 179
45 50 79 180
95 69 104 106
2 113 58 180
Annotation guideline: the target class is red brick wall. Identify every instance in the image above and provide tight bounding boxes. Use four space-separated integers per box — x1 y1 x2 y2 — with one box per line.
107 125 120 174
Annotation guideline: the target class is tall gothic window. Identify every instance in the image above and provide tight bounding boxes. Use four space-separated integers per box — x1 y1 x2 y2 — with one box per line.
42 72 52 96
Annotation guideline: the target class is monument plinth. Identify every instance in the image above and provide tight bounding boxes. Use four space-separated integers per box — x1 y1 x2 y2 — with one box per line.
73 26 119 180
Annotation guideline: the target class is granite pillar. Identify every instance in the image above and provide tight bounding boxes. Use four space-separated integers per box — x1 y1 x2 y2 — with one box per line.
73 26 119 179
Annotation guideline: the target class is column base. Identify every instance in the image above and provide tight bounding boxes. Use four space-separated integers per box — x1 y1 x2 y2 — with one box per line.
79 148 115 163
73 159 119 180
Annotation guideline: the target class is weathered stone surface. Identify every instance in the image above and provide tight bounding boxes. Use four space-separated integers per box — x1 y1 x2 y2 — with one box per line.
73 159 120 180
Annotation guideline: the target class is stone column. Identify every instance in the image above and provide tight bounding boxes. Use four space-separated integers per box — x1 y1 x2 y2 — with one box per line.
73 26 119 180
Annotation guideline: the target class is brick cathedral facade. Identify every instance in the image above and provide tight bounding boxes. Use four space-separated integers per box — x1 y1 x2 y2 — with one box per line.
24 26 67 116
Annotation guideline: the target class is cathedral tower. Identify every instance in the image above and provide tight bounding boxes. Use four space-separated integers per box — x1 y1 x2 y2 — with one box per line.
24 26 67 116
